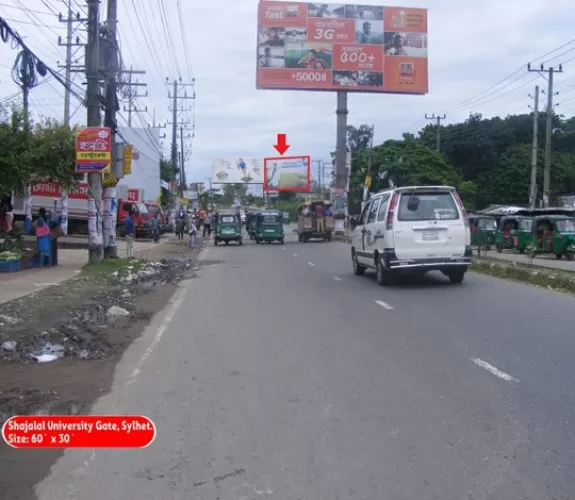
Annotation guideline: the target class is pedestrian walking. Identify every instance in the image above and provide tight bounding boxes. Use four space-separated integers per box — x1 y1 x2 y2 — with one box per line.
175 217 185 239
125 210 135 258
150 212 160 243
188 219 197 248
203 211 212 238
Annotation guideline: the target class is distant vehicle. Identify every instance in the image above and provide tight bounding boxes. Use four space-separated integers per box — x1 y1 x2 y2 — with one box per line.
350 185 472 285
282 212 290 224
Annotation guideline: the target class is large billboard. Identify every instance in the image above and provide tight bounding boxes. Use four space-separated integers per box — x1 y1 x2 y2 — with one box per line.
212 158 265 183
264 155 311 191
117 127 161 201
257 2 428 94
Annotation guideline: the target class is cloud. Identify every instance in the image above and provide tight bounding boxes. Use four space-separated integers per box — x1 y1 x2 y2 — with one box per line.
2 0 575 187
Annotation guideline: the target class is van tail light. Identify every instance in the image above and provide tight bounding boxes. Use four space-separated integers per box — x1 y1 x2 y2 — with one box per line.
386 192 398 230
453 190 469 227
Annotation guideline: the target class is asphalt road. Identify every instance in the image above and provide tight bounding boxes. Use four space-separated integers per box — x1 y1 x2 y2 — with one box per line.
36 231 575 499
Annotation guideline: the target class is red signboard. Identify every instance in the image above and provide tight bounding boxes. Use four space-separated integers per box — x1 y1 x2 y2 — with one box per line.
264 155 311 192
30 182 141 201
75 127 112 173
256 2 428 94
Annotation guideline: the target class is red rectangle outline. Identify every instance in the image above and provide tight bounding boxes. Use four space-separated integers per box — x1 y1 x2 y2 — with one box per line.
264 155 311 192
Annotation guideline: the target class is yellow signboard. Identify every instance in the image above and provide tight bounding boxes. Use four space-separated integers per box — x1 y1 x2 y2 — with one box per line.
364 174 372 188
123 145 133 175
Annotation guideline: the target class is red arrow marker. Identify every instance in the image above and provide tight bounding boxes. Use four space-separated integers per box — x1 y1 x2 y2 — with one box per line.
273 133 290 155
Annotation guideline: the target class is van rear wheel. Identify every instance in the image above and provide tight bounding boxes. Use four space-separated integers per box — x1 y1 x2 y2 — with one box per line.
376 258 392 286
446 270 465 284
352 252 366 275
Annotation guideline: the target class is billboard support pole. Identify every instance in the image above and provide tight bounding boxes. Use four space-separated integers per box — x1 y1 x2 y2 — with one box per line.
335 91 348 191
86 0 103 263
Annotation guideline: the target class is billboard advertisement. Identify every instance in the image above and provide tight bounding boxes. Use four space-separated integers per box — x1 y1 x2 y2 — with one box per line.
212 158 265 184
117 127 161 201
257 2 428 94
264 155 311 191
75 127 112 173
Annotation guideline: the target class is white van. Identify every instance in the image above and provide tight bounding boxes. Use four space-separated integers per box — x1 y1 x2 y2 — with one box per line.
351 185 472 285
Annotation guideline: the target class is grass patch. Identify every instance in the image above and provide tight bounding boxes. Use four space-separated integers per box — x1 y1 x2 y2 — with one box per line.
81 259 142 280
471 258 575 295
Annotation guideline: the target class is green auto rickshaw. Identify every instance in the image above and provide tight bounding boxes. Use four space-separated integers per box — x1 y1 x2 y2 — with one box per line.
469 214 498 249
213 211 243 245
254 210 284 244
531 214 575 260
495 215 533 253
246 211 259 240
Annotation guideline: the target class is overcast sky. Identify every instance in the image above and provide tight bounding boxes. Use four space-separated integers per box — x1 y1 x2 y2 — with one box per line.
1 0 575 187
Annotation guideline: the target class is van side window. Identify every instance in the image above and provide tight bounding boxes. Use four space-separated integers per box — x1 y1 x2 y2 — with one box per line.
376 194 390 221
357 200 372 226
367 198 380 223
123 203 134 214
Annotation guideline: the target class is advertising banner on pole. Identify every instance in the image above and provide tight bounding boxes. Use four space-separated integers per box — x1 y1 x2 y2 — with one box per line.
256 2 428 94
264 155 311 192
75 127 112 173
212 158 265 184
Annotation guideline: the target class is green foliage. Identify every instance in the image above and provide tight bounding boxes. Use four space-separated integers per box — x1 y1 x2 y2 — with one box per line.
347 110 575 210
0 107 77 197
457 180 477 209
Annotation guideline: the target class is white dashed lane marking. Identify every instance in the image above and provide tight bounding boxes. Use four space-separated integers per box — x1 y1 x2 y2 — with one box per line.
375 300 394 310
471 358 518 382
308 262 315 266
333 276 342 281
292 253 298 257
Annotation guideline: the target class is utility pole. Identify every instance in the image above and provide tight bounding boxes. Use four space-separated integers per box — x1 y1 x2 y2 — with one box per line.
167 77 195 202
122 66 147 125
529 86 540 209
58 3 85 236
528 63 562 206
58 3 86 124
102 0 118 258
86 0 103 263
425 114 446 151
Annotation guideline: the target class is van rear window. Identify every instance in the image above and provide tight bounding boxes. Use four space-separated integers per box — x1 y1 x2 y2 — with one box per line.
397 192 459 221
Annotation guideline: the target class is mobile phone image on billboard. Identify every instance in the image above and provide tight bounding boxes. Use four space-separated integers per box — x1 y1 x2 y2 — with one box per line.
256 1 428 94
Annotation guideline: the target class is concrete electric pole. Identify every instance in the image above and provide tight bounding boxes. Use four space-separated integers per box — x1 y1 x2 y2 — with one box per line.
102 0 118 258
528 63 562 206
86 0 103 263
167 77 195 202
529 85 540 209
425 114 446 151
123 66 148 125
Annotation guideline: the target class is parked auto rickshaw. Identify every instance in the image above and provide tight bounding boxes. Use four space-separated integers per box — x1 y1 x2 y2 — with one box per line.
531 214 575 260
469 214 498 249
213 211 243 245
253 210 284 244
246 211 259 240
297 201 333 242
495 215 533 253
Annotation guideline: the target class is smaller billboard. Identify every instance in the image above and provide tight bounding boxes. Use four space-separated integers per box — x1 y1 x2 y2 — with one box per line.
264 155 311 192
212 158 264 184
75 127 112 173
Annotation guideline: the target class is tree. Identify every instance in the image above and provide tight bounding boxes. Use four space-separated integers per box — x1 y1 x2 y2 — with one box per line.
26 118 78 186
0 109 79 196
0 107 29 197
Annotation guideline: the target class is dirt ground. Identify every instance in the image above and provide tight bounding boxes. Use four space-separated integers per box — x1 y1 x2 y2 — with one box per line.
0 236 203 500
